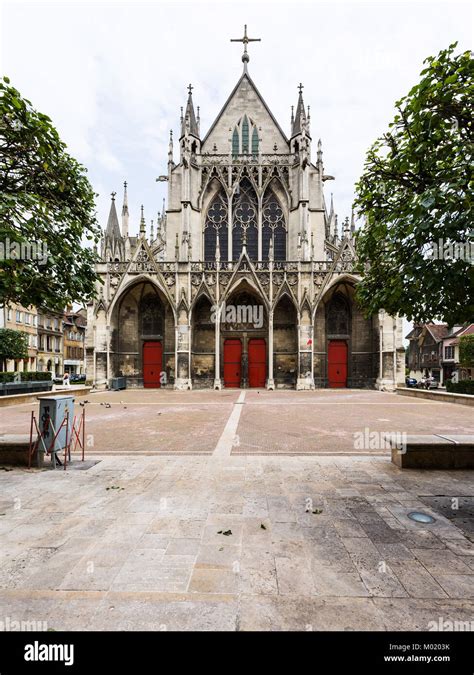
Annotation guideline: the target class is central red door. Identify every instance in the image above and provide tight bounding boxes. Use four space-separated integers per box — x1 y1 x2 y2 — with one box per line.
224 339 242 388
143 341 162 388
248 338 266 388
328 340 348 388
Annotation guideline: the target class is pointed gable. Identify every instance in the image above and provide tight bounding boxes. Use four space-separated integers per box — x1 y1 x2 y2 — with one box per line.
202 72 288 154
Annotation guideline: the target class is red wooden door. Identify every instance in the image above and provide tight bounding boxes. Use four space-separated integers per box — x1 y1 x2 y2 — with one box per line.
143 341 162 388
248 338 266 388
224 339 242 388
328 340 348 388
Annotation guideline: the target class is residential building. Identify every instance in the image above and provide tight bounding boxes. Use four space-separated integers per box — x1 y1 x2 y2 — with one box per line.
1 304 38 372
63 309 86 375
37 310 64 377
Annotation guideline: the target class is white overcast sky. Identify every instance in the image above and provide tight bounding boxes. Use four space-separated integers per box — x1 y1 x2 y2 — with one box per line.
1 0 472 237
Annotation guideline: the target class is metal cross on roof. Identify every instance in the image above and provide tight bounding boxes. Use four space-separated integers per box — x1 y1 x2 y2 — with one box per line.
298 83 304 94
187 83 193 95
231 25 261 67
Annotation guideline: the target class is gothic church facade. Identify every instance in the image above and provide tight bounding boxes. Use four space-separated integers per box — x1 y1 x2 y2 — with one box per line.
87 36 405 391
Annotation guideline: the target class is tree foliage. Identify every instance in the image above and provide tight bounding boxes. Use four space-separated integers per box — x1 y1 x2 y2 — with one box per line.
459 333 474 368
354 43 474 324
0 77 101 311
0 328 28 370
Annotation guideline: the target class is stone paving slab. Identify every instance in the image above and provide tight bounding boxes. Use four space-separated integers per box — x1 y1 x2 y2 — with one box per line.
0 454 473 630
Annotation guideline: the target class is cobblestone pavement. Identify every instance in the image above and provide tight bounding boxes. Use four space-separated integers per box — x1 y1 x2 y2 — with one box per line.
0 451 473 630
0 389 472 455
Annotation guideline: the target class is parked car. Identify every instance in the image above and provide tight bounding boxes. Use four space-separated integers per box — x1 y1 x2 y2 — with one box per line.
418 376 439 390
405 377 417 388
70 374 86 383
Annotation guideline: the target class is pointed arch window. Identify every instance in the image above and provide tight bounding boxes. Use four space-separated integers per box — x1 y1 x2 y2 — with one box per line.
262 190 286 261
241 116 249 153
327 294 350 335
252 127 259 156
231 116 260 156
232 178 258 260
232 127 239 158
140 293 164 336
204 185 228 261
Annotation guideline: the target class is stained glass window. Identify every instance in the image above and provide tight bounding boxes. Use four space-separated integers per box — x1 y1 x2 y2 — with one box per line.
232 127 239 157
140 294 163 336
262 191 286 261
241 116 249 154
327 294 350 335
252 126 259 155
232 178 258 260
204 186 228 261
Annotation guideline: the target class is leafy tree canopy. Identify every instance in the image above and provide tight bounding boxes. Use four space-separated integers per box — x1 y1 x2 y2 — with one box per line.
0 327 28 369
459 333 474 368
0 77 101 311
354 43 473 325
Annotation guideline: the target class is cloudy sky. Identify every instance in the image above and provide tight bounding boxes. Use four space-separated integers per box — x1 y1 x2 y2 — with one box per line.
1 0 472 238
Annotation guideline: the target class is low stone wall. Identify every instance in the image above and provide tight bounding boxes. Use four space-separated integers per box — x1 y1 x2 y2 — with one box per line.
396 386 474 407
0 386 92 408
0 434 44 467
391 434 474 469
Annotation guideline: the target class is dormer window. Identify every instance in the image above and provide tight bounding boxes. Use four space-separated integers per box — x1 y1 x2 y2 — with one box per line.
232 115 260 157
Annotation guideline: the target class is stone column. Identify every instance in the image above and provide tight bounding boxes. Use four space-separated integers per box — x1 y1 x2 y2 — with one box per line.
241 337 248 389
267 312 275 390
376 311 404 390
296 309 314 390
175 311 192 390
214 306 222 390
106 324 110 385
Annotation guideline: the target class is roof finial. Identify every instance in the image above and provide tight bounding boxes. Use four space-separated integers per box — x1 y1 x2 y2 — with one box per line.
298 82 304 95
111 191 116 201
230 24 261 71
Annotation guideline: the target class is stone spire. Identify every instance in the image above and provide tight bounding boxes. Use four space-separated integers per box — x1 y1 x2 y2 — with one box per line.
121 181 129 237
317 139 323 165
350 209 356 235
291 83 307 137
140 205 146 237
180 84 199 138
106 192 121 240
168 130 174 167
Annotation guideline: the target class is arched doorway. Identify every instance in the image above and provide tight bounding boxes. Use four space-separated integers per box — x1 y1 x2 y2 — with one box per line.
220 283 268 387
111 281 175 387
314 280 377 388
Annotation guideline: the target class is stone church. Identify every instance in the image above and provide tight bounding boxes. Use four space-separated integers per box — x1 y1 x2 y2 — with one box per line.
87 28 405 390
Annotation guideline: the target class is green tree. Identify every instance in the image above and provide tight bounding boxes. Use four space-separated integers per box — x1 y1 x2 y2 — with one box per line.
0 77 101 311
459 333 474 368
354 43 474 325
0 328 28 371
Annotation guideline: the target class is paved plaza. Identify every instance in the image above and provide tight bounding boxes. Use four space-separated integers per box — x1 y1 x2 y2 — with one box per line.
1 388 473 455
0 390 473 630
